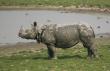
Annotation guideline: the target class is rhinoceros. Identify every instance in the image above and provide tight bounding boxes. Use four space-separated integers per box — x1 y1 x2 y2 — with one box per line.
18 21 98 59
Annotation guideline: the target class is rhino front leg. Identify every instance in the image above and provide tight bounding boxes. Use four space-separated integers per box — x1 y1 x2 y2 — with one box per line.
47 44 57 59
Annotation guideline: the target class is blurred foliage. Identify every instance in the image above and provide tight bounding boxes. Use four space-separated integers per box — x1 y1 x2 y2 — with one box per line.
0 0 110 8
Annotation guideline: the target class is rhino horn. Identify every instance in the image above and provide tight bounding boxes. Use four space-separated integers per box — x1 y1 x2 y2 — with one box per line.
18 26 26 38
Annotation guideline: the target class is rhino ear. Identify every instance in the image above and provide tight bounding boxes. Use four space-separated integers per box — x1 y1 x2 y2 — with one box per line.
33 21 37 27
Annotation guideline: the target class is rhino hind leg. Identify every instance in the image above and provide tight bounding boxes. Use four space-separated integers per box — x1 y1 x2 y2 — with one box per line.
47 44 57 59
85 42 96 58
80 37 97 58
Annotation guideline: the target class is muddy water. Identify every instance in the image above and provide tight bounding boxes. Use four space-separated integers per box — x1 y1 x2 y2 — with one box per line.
0 10 110 44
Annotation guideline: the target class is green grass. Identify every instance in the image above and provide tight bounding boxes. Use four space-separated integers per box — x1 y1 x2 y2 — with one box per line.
0 0 110 8
0 40 110 71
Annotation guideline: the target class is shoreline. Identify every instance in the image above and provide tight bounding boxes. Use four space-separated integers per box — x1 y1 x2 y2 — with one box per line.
0 6 110 13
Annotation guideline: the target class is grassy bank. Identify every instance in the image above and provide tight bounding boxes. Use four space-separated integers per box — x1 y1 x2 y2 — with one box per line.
0 38 110 71
0 0 110 8
0 46 110 71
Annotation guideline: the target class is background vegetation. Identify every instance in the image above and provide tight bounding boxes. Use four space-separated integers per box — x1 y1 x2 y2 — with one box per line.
0 38 110 71
0 0 110 8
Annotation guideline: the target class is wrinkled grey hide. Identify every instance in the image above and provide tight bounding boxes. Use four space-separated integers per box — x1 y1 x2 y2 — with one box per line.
18 23 98 59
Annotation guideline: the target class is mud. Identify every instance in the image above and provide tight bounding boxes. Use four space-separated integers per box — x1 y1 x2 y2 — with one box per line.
0 6 110 13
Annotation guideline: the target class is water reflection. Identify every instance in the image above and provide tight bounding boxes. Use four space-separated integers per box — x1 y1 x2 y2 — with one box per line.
0 10 110 43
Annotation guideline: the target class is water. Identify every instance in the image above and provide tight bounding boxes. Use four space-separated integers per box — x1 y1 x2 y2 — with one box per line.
0 10 110 44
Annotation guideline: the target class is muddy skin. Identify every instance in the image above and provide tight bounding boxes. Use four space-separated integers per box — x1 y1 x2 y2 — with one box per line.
18 22 98 59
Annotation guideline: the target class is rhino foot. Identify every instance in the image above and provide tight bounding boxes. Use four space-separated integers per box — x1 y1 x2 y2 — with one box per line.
87 54 99 60
48 56 58 60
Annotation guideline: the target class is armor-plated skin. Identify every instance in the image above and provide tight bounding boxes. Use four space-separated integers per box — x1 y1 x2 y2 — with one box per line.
42 25 79 48
18 22 97 59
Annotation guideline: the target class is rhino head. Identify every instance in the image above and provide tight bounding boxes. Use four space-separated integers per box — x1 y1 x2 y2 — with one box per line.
18 21 39 40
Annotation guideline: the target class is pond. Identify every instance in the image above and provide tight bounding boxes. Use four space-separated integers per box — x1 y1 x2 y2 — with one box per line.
0 10 110 44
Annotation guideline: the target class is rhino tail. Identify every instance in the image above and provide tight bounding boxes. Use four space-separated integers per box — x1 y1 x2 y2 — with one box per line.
90 26 95 38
